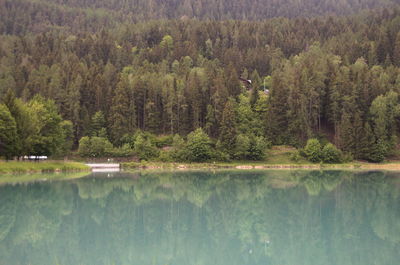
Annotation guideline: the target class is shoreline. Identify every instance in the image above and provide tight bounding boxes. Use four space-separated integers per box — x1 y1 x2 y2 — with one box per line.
0 161 90 174
3 160 400 175
121 161 400 171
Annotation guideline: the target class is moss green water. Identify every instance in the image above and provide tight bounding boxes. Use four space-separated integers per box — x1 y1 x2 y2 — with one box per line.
0 170 399 265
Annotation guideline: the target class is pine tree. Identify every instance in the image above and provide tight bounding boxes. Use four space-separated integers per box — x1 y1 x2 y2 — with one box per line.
394 32 400 67
337 112 354 154
0 104 17 160
225 63 241 97
109 75 135 145
249 70 261 108
90 111 107 137
2 90 34 157
361 122 386 162
205 104 217 137
218 98 237 154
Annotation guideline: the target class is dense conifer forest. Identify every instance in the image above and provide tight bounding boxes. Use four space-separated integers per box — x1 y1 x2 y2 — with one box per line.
1 0 400 162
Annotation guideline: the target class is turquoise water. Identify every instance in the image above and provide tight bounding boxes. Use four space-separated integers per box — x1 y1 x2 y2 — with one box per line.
0 170 399 265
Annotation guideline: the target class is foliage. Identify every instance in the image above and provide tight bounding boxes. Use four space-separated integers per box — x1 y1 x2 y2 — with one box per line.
0 104 17 160
185 128 213 162
248 135 269 160
321 143 342 164
78 136 113 157
110 144 134 158
234 134 269 160
369 91 400 158
153 135 174 148
289 151 302 162
58 120 74 157
1 94 71 158
234 134 251 160
1 3 400 162
218 98 237 154
90 111 107 137
169 134 188 161
304 139 322 163
28 96 67 156
133 134 159 161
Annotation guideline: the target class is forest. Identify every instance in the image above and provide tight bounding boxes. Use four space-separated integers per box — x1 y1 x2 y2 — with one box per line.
1 0 400 162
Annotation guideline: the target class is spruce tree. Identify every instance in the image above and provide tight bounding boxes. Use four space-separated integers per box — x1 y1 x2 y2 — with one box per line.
90 111 106 137
109 75 135 145
0 104 17 160
218 98 237 154
394 32 400 67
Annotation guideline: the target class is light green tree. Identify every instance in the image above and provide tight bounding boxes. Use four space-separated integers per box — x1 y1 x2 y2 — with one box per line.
0 104 17 160
304 138 322 163
185 128 212 162
28 96 66 156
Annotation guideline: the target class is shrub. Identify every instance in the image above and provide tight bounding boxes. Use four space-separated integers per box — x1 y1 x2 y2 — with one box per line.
247 135 268 160
78 136 113 157
341 152 354 163
158 150 173 162
153 135 174 148
233 134 268 161
364 140 387 163
78 136 91 157
304 138 322 163
185 128 213 162
211 149 230 162
321 143 342 163
234 134 251 160
133 134 159 161
290 150 302 162
168 134 188 161
110 143 134 157
91 137 114 157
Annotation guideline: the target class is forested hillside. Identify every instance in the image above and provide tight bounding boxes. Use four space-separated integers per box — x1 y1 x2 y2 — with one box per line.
1 0 400 162
1 0 400 34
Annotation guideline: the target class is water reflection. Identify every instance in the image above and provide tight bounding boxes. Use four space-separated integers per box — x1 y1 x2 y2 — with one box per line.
0 170 399 265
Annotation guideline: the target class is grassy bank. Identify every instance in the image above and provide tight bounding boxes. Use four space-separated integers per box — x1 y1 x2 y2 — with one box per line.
121 161 400 171
0 161 90 174
121 146 400 171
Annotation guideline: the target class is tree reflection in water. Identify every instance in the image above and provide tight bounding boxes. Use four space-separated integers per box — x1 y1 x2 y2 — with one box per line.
0 170 399 265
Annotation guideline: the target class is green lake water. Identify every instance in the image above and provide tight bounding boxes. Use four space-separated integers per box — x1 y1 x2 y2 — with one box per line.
0 170 399 265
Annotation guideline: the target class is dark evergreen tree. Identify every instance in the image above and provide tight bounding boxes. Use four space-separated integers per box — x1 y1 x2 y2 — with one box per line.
218 98 237 154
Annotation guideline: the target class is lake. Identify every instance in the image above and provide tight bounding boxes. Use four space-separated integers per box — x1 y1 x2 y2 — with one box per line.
0 170 399 265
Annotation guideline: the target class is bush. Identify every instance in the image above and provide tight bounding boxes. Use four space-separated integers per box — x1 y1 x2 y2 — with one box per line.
168 134 188 161
78 136 113 157
341 152 354 163
110 143 134 157
77 136 91 157
234 134 251 160
290 150 302 162
133 134 159 161
304 138 322 163
364 140 387 163
321 143 342 163
91 137 114 157
158 150 173 162
233 134 268 161
185 128 213 162
153 135 174 148
211 149 230 162
248 135 268 160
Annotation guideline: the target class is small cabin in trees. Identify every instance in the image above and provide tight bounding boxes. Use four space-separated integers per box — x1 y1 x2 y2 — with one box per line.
239 77 252 90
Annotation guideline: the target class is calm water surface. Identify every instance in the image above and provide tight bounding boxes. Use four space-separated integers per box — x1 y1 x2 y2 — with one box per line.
0 170 399 265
